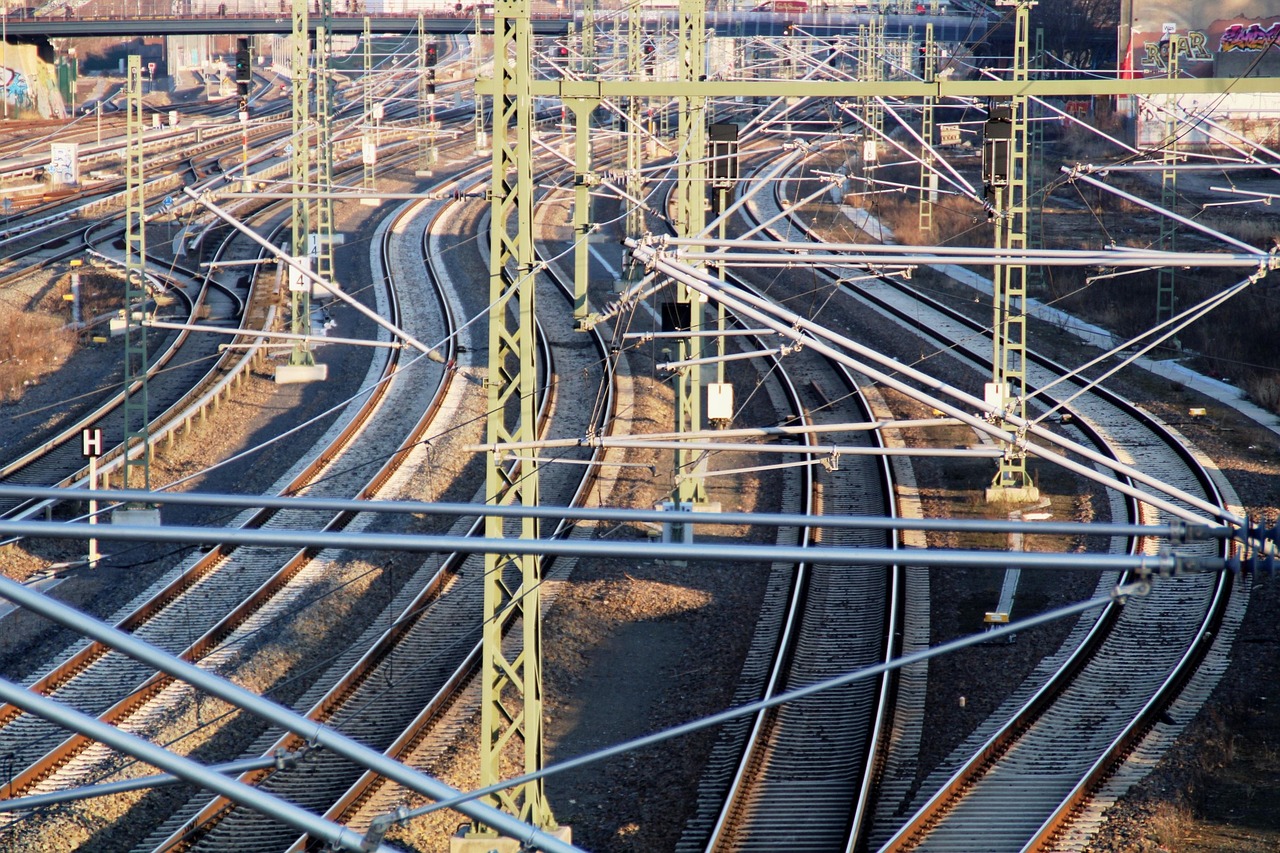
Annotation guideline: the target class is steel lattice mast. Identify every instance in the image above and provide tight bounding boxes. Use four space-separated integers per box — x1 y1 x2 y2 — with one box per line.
674 0 708 508
314 0 337 291
472 0 561 839
568 11 597 326
1157 37 1182 327
987 0 1038 501
623 0 644 280
473 2 488 153
285 0 319 376
123 54 151 494
918 22 935 233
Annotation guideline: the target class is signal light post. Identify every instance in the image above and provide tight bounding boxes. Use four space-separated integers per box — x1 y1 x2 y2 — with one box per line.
235 37 251 191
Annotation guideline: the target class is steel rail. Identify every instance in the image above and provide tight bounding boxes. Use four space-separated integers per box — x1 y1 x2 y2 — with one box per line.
141 165 476 853
270 162 620 851
0 146 468 811
758 150 1234 852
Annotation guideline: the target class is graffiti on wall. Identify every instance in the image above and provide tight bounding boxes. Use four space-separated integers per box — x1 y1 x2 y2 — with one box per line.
1219 20 1280 50
1141 30 1214 70
0 66 32 108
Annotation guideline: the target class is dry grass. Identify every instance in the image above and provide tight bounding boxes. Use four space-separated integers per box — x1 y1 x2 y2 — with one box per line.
0 311 76 403
1149 800 1194 848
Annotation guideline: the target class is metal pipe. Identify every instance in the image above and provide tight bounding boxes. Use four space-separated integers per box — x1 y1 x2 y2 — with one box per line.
628 242 1242 528
1065 168 1264 255
0 676 392 853
674 251 1263 268
0 574 586 853
0 518 1202 573
0 754 290 811
658 347 784 370
511 438 1004 457
624 328 775 340
658 240 1268 267
473 418 969 446
145 320 403 350
1089 162 1280 173
0 486 1215 541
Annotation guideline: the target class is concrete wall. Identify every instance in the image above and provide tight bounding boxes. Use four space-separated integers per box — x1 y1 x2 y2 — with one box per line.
0 42 68 119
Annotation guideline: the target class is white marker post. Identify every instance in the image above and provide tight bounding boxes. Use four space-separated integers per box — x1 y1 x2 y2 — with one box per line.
82 428 103 569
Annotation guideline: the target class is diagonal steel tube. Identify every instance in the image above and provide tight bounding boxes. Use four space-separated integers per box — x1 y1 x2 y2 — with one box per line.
0 575 585 853
0 679 392 853
627 240 1241 527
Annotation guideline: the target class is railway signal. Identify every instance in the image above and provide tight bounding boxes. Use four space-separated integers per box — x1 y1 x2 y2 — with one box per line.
235 38 251 81
235 37 251 96
982 102 1012 202
425 43 437 65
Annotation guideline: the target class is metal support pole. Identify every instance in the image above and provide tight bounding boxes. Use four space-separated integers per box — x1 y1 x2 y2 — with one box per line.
987 0 1038 502
285 0 318 374
622 0 644 284
87 453 100 568
122 55 151 496
418 12 439 175
859 17 884 186
1157 37 1182 329
674 0 707 507
569 97 597 327
362 16 376 195
473 0 561 839
473 2 488 153
918 22 935 233
315 12 338 291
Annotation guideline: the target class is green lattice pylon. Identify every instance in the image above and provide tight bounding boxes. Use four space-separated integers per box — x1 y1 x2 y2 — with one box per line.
288 0 316 369
473 0 559 836
315 12 337 291
673 0 707 507
123 55 151 494
1157 37 1181 328
987 0 1037 501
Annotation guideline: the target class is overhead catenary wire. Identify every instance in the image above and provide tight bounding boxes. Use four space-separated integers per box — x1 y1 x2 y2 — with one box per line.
376 586 1137 830
626 241 1243 529
0 572 585 853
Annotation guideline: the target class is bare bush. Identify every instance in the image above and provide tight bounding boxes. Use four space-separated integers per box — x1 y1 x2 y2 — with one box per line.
1242 375 1280 413
1148 800 1192 848
0 313 77 403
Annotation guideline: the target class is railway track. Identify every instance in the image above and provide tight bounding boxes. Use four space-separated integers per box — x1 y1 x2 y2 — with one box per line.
0 164 461 849
697 312 901 853
0 31 1259 853
739 152 1242 851
586 161 907 851
0 117 480 520
129 155 616 852
0 229 251 518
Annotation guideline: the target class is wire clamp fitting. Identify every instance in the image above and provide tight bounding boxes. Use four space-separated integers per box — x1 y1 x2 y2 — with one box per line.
1112 578 1151 604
